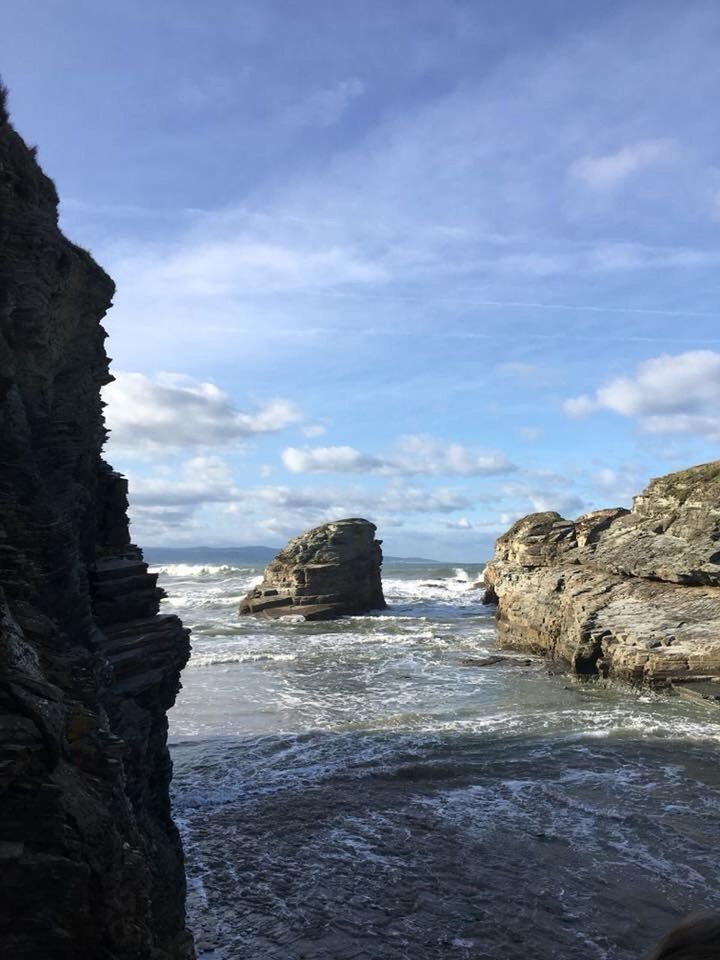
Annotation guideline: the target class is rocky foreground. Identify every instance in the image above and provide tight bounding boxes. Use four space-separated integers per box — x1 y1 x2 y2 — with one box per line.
0 94 192 956
240 518 386 620
483 461 720 686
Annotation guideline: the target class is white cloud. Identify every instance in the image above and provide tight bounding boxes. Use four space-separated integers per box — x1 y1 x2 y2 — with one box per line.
443 517 473 530
282 435 516 477
252 482 474 516
499 511 525 527
593 464 644 503
126 456 240 542
126 462 483 544
571 139 677 188
528 492 586 516
282 445 385 474
564 350 720 438
131 456 238 506
104 371 302 456
563 393 598 418
395 436 516 476
130 504 202 542
385 486 473 514
301 423 327 438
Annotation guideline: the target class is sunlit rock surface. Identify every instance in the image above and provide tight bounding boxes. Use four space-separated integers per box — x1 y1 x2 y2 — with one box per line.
240 518 386 620
483 461 720 684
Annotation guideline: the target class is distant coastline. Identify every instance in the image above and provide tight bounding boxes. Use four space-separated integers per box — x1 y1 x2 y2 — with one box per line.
142 545 453 566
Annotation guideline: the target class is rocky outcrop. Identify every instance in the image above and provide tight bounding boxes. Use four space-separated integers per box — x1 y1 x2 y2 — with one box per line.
483 461 720 685
239 518 385 620
0 92 193 957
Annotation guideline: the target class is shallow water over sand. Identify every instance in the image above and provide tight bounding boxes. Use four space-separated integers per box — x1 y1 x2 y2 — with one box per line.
162 560 720 959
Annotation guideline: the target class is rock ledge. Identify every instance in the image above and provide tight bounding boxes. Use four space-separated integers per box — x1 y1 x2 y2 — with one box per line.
483 461 720 685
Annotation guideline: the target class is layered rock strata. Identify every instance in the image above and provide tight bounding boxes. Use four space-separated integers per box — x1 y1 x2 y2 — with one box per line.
240 518 386 620
483 461 720 685
0 93 193 957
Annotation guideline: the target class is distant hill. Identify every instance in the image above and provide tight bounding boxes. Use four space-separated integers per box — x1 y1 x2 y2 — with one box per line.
142 545 278 565
384 555 442 564
141 546 446 566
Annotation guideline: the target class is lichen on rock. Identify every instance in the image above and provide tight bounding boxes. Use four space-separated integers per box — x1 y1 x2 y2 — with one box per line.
0 101 193 957
483 461 720 686
240 518 386 620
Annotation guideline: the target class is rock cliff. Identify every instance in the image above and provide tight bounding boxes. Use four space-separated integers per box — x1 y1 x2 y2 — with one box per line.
239 518 386 620
0 92 193 957
483 461 720 685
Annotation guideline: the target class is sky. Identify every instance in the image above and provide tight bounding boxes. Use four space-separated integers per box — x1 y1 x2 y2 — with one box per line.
2 0 720 560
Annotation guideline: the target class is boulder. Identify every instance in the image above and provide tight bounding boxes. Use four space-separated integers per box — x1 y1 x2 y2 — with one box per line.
239 519 386 620
483 461 720 686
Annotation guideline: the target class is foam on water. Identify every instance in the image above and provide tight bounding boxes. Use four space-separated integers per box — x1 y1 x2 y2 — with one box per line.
159 558 720 960
150 562 262 578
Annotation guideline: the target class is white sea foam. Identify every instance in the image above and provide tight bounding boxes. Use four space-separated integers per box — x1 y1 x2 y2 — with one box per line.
151 562 257 578
164 555 720 960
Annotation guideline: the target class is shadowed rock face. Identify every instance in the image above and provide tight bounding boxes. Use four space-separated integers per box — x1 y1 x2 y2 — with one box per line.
240 519 386 620
483 461 720 685
0 100 193 956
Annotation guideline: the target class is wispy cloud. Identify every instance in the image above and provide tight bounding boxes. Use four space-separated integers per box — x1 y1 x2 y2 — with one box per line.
114 237 384 299
284 78 366 128
571 140 677 188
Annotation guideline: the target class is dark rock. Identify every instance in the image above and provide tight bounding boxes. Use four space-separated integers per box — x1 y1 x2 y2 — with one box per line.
459 655 533 667
480 585 498 605
0 105 193 956
672 680 720 707
459 655 509 667
483 461 720 686
239 518 385 620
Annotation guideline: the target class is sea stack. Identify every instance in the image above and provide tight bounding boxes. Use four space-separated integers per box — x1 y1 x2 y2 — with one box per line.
0 96 192 955
483 461 720 687
239 518 386 620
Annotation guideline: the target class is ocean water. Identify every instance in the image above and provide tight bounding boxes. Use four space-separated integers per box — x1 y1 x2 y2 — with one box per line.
160 559 720 960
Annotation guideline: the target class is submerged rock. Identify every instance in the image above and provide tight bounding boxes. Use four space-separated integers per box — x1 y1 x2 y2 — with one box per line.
0 96 192 956
459 655 510 667
239 518 386 620
483 461 720 686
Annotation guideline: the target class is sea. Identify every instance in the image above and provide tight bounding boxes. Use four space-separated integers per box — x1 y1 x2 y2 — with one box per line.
154 555 720 960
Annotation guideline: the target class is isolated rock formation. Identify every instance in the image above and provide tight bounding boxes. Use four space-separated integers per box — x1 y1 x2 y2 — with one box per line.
483 461 720 685
240 518 386 620
0 92 193 957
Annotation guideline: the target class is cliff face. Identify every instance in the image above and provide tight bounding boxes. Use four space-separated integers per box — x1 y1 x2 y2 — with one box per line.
240 518 386 620
483 462 720 685
0 98 193 956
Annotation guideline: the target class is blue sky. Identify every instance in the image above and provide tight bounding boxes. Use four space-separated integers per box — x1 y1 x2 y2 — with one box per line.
3 0 720 559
